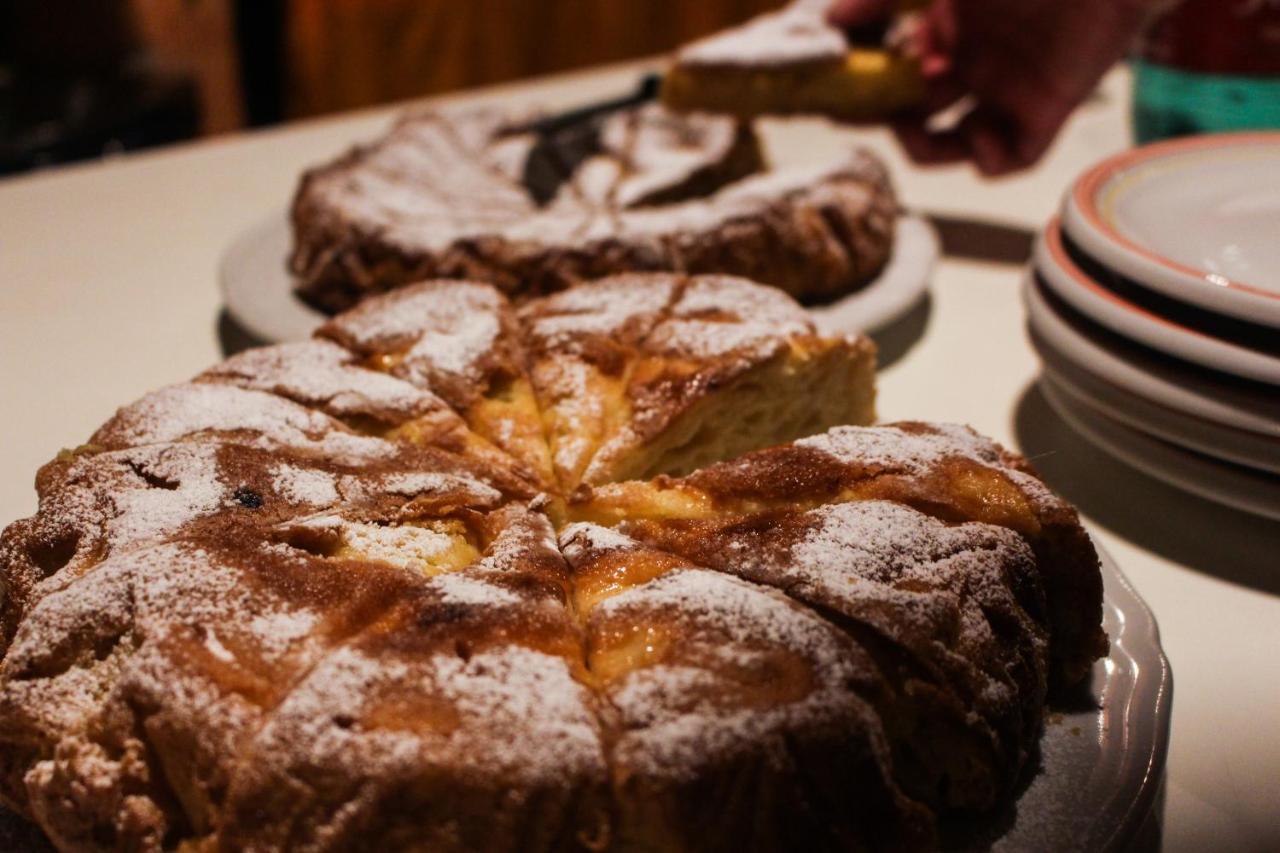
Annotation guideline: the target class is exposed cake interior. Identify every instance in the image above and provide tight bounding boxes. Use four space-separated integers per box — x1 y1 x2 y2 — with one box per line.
519 273 877 492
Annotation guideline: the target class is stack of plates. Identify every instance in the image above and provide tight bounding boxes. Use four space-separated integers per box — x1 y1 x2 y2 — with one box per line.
1026 132 1280 520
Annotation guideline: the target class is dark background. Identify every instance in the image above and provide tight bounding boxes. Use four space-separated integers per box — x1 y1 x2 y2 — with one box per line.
0 0 780 175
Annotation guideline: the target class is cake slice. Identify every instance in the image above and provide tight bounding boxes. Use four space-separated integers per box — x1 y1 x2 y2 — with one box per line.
520 273 877 493
558 522 933 850
569 422 1108 693
663 0 924 121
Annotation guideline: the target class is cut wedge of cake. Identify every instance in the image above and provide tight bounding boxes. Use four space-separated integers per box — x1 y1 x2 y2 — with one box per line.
520 273 877 493
663 0 925 121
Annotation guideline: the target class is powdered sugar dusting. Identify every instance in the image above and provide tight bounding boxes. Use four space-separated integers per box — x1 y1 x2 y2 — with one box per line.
204 339 441 423
380 471 501 504
294 100 893 288
404 308 501 382
95 384 394 462
301 105 747 257
789 500 1025 579
598 568 880 780
325 280 504 348
106 445 226 548
536 358 601 479
271 463 340 506
558 522 640 560
676 0 847 68
608 104 744 209
645 274 813 360
522 275 676 349
424 646 603 779
600 568 837 656
245 608 322 651
784 501 1043 673
253 644 605 786
796 423 1006 474
428 572 519 607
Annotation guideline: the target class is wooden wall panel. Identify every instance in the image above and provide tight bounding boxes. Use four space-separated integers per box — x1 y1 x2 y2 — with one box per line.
131 0 244 133
285 0 783 118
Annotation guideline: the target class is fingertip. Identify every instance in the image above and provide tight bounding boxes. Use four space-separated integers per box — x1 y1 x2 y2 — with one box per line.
892 120 969 166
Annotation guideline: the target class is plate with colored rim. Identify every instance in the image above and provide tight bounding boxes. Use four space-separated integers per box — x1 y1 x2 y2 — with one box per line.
219 212 938 345
1034 218 1280 385
0 542 1171 853
1061 132 1280 327
1043 378 1280 523
1037 355 1280 475
1023 273 1280 438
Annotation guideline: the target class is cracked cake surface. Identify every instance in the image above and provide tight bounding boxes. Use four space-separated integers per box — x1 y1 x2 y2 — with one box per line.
0 275 1103 852
289 103 898 312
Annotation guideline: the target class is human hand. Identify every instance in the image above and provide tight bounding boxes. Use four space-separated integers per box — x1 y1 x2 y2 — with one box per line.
829 0 1160 174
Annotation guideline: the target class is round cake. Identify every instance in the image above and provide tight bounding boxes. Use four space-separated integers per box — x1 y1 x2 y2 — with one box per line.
289 104 898 313
0 275 1105 852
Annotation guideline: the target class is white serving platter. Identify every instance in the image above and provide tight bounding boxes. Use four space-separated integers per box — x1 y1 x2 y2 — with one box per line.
219 212 937 345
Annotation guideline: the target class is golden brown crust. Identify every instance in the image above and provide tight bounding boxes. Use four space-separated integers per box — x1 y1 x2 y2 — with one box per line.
0 277 1103 851
289 104 897 313
572 422 1107 692
663 1 924 122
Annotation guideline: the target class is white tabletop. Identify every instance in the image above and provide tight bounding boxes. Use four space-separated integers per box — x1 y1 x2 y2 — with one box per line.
1 62 1277 851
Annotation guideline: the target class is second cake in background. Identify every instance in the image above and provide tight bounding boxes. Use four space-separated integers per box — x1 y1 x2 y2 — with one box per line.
290 103 898 312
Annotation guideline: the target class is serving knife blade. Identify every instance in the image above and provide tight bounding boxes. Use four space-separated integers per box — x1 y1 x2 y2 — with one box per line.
520 73 662 207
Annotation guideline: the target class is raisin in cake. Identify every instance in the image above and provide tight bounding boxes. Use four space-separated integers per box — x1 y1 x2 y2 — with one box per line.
0 275 1105 851
663 0 924 121
290 103 897 312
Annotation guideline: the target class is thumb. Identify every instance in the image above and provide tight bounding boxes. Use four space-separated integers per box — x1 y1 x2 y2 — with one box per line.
826 0 898 29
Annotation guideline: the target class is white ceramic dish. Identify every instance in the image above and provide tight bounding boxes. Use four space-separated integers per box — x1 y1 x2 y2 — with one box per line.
220 212 938 344
1039 357 1280 475
943 543 1171 852
1061 132 1280 327
1034 219 1280 386
1023 273 1280 439
0 542 1170 853
1043 380 1280 522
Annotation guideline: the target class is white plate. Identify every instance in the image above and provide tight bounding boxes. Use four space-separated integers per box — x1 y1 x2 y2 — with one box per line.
942 542 1171 852
0 541 1169 853
1039 357 1280 475
1034 219 1280 385
219 212 938 344
1061 132 1280 327
1043 379 1280 522
1023 273 1280 438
